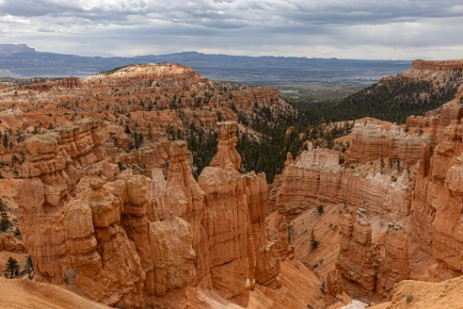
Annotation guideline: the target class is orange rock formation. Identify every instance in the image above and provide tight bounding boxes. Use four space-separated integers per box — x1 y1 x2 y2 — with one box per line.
16 119 283 308
5 59 463 308
272 69 463 304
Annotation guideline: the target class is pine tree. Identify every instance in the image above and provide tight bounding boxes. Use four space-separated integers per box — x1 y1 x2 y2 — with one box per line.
25 256 34 280
5 257 19 278
0 199 11 232
310 229 319 250
2 134 8 148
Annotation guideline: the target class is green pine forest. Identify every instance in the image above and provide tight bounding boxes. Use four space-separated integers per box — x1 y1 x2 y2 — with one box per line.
187 73 459 183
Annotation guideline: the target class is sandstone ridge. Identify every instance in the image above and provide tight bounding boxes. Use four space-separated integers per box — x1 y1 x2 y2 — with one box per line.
16 120 285 308
272 94 463 305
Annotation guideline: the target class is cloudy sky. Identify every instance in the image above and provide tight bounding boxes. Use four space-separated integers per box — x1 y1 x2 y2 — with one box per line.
0 0 462 59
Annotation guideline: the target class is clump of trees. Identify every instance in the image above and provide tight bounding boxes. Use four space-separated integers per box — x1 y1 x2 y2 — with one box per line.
288 76 458 124
187 130 218 178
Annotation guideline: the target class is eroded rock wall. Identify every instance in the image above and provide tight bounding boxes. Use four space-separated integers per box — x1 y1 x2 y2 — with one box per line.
336 209 377 295
273 96 463 301
276 146 412 219
17 119 280 308
378 222 409 297
198 121 279 306
347 119 429 164
409 99 463 272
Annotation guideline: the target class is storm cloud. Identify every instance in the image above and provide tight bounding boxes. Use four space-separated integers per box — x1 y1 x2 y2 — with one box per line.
0 0 462 59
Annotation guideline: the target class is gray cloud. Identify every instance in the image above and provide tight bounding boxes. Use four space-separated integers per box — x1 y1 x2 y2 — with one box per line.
0 0 462 59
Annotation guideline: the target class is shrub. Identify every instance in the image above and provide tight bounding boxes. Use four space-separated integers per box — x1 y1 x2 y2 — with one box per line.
317 205 324 216
310 230 319 250
406 294 413 303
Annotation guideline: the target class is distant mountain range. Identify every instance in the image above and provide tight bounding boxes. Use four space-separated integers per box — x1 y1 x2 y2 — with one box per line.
0 44 412 86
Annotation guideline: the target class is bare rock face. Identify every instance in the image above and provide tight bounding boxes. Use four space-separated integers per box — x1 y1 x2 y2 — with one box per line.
405 59 463 81
267 206 294 260
405 102 463 146
18 119 104 284
200 165 254 306
276 146 411 219
276 147 343 217
17 119 280 308
149 215 196 296
154 140 211 287
411 101 463 271
0 234 25 253
325 268 344 305
378 222 409 297
244 171 280 288
337 209 377 295
347 119 429 164
210 121 241 170
198 121 279 306
64 177 145 307
272 89 463 301
267 153 294 260
384 170 411 220
117 142 171 176
18 121 179 308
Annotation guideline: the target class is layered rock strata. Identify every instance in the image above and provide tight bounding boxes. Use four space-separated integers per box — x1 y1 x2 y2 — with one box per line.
273 94 463 300
347 119 430 164
378 222 409 297
412 104 463 271
198 121 279 306
275 146 411 219
17 120 279 308
336 209 377 295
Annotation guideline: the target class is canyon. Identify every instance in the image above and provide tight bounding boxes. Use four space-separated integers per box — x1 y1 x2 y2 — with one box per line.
12 118 325 308
269 59 463 307
1 59 463 308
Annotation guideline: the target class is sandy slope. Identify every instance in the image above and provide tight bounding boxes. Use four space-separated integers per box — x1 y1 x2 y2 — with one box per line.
383 276 463 309
0 278 110 309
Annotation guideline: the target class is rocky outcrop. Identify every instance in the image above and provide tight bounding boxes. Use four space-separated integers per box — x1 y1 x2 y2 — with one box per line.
0 63 295 175
18 119 105 284
275 145 411 219
17 121 151 307
155 140 211 287
276 146 343 217
63 177 145 307
149 215 196 296
405 59 463 81
347 119 429 164
267 206 294 260
378 222 409 297
198 121 279 306
411 106 463 271
325 268 345 305
272 96 463 301
0 234 25 253
17 119 280 308
199 164 254 306
405 99 463 146
210 121 241 170
337 209 377 295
